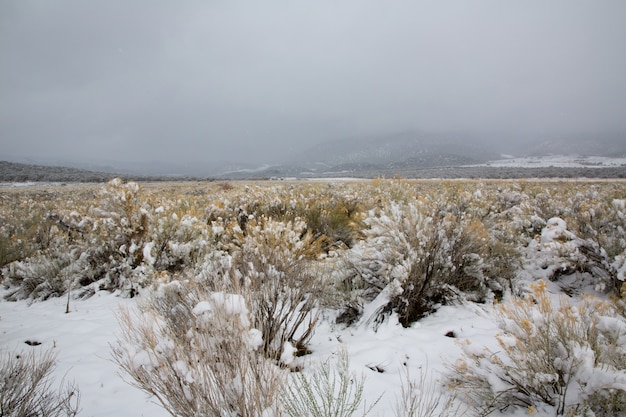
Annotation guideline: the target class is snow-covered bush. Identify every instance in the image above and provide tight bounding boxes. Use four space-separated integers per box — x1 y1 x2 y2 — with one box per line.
561 185 626 259
346 196 510 326
113 214 323 415
2 179 216 299
112 279 284 417
206 182 364 255
524 216 618 296
0 349 80 417
522 183 626 291
199 216 322 360
75 178 154 293
448 280 626 416
147 200 212 273
1 179 154 298
2 252 74 300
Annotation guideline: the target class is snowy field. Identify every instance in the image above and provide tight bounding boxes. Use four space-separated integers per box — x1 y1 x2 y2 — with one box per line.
1 179 625 416
0 288 503 417
0 290 168 417
481 154 626 168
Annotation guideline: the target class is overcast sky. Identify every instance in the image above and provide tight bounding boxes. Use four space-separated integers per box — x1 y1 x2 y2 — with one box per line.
1 0 625 166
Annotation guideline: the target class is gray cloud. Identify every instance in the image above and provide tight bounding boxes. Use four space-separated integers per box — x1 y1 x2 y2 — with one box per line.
1 0 625 167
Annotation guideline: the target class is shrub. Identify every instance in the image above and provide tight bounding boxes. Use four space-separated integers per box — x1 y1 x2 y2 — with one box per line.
112 279 284 417
2 179 216 299
448 280 626 416
201 217 322 360
112 213 326 415
2 253 73 300
147 200 212 274
348 199 507 327
205 183 364 254
563 185 626 260
281 347 377 417
1 179 153 299
393 366 466 417
0 199 53 268
0 349 80 417
296 196 363 251
527 216 618 296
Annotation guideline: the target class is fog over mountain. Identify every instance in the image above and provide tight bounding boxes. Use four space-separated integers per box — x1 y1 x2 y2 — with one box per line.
4 130 626 179
1 1 625 172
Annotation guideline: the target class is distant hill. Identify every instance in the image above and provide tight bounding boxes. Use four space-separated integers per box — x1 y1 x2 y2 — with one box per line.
0 160 117 183
3 131 626 182
219 132 626 179
0 160 199 183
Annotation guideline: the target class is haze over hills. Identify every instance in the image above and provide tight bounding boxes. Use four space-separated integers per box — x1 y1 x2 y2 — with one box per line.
2 131 626 181
291 132 502 167
523 134 626 158
220 131 626 179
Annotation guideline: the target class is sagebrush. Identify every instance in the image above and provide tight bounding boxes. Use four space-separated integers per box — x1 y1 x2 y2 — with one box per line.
0 349 80 417
448 280 626 416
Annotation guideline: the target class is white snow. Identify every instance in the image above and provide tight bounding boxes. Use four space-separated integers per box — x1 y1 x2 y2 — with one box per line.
209 292 250 327
0 287 503 416
0 290 169 417
191 300 213 316
248 328 264 351
142 242 156 265
478 154 626 168
279 341 297 367
540 217 576 244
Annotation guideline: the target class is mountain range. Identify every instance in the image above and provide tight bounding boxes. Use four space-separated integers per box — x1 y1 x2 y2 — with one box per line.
2 131 626 181
218 131 626 179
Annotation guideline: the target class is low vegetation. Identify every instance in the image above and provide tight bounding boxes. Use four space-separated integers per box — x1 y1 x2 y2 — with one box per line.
448 280 626 416
0 349 80 417
112 280 284 417
2 178 626 416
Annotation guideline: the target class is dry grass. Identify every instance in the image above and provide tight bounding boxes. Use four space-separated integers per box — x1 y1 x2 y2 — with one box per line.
393 366 467 417
281 347 379 417
0 349 80 417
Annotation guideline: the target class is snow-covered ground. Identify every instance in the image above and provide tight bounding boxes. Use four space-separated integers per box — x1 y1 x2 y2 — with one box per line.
2 180 624 416
480 154 626 168
0 287 505 417
0 290 169 417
